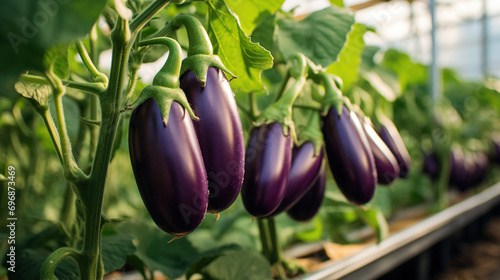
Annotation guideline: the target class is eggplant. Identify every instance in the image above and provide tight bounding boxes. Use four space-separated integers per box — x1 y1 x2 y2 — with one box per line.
322 106 377 205
361 117 400 185
377 120 411 178
180 67 245 213
268 142 323 217
129 99 208 236
422 152 439 180
449 147 467 190
287 163 326 222
241 123 292 217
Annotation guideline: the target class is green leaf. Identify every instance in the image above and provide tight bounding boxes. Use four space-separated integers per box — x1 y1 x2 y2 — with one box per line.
355 208 389 243
327 23 366 91
276 6 355 67
115 220 200 279
195 250 272 280
185 244 242 280
14 81 52 109
102 235 136 273
206 0 274 94
382 49 428 92
225 0 285 35
294 215 324 242
330 0 344 6
44 45 70 79
0 0 107 89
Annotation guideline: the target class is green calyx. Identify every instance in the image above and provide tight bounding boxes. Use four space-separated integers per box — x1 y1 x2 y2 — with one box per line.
255 53 308 143
131 37 197 126
133 85 197 126
319 73 344 116
296 111 324 156
180 54 235 87
166 14 235 85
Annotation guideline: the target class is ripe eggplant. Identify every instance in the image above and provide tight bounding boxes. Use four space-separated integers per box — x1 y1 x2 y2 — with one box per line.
180 67 245 213
422 152 439 180
129 99 208 236
241 123 292 217
287 163 326 222
269 142 323 217
362 117 400 185
322 106 377 205
377 120 411 178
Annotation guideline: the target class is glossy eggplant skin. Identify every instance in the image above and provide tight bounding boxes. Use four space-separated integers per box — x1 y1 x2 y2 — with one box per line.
241 123 292 218
377 121 411 178
362 118 400 185
287 163 326 222
129 99 208 236
180 67 245 213
269 142 324 217
322 106 377 205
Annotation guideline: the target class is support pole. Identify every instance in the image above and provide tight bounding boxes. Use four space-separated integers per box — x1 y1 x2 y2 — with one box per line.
429 0 439 104
481 0 488 79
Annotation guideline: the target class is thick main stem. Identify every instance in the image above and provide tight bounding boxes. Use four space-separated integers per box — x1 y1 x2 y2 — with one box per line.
78 18 132 280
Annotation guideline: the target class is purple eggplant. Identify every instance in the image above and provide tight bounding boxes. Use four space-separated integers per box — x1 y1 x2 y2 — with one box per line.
241 123 292 217
362 117 400 185
180 67 245 213
268 142 324 217
322 106 377 205
449 147 467 190
491 138 500 165
422 152 439 180
129 99 208 236
287 163 326 222
377 120 411 178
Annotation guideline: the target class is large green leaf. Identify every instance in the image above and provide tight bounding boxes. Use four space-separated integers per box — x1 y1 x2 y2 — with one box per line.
101 235 136 273
206 0 274 94
327 23 366 91
276 6 355 67
225 0 284 35
0 0 107 90
115 220 200 279
382 49 428 92
194 250 272 280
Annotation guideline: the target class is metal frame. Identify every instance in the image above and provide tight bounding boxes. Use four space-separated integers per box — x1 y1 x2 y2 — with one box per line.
298 183 500 280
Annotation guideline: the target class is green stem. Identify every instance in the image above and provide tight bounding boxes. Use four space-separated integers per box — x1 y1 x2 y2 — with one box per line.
249 92 259 119
20 74 106 95
257 219 271 259
268 218 288 279
75 40 108 85
168 14 213 56
89 26 100 166
40 248 80 280
267 218 282 265
139 37 182 88
129 0 172 35
45 71 87 182
77 18 132 280
435 149 451 210
39 109 63 162
274 71 291 102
